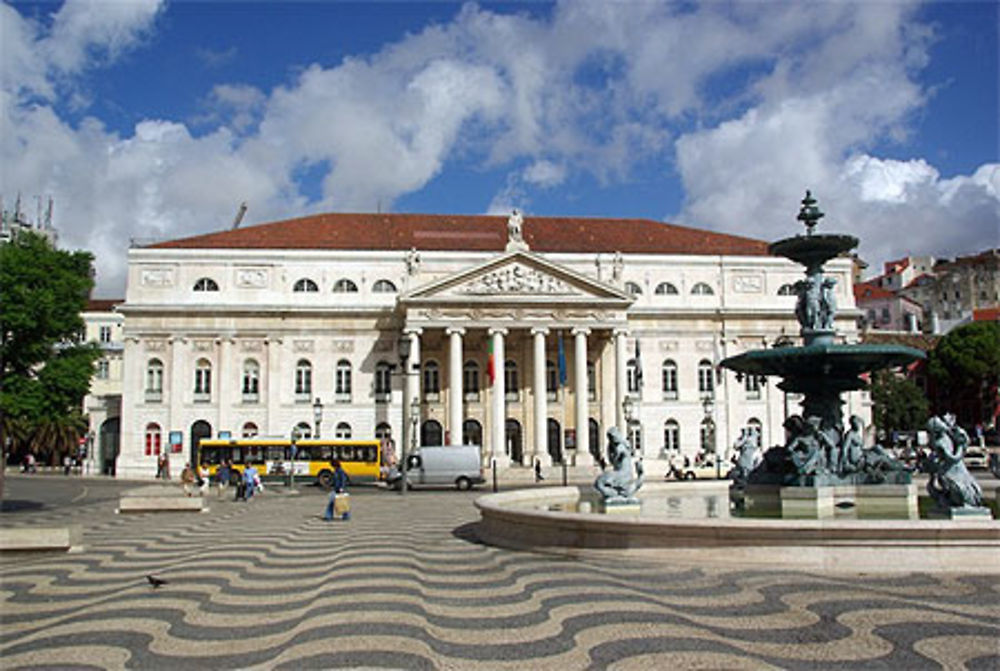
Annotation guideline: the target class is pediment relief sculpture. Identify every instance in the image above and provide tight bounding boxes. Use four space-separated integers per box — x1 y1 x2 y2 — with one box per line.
457 264 576 296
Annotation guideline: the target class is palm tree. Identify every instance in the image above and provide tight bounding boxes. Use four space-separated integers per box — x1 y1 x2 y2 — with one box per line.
31 411 87 466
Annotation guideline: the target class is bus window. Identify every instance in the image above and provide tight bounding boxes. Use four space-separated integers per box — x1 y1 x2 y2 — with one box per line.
266 446 285 461
296 445 311 461
245 446 264 463
360 446 376 463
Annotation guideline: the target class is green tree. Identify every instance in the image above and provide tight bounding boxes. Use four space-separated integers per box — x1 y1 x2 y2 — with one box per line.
870 370 930 438
0 232 99 471
928 321 1000 421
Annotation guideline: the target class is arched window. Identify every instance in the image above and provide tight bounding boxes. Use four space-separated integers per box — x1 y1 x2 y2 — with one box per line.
628 422 642 454
654 282 678 295
661 359 678 400
462 419 483 447
335 360 352 402
295 359 312 399
294 422 312 439
700 417 715 453
698 359 715 396
744 373 762 400
777 283 796 296
504 360 519 401
193 277 219 292
293 278 319 292
421 419 443 447
372 279 397 293
333 278 358 293
374 361 392 401
625 281 642 296
242 359 260 402
663 419 680 453
146 358 164 402
627 358 641 394
375 422 392 443
335 422 352 439
691 282 714 295
144 423 162 456
242 422 258 438
194 358 212 401
463 361 480 401
422 360 440 401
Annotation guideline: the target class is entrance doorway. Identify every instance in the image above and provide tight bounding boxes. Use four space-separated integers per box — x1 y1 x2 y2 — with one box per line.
190 420 212 467
547 418 562 464
100 417 120 476
505 419 522 464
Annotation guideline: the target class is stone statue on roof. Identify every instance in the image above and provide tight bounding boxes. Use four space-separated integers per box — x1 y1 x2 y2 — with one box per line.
506 209 528 251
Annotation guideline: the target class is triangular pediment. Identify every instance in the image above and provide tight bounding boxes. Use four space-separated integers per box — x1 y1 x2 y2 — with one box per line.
401 251 633 307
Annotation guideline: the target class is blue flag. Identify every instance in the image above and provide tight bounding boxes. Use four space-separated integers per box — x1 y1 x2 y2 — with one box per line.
557 333 567 387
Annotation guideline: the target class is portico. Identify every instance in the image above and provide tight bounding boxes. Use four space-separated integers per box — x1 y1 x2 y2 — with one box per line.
398 250 633 468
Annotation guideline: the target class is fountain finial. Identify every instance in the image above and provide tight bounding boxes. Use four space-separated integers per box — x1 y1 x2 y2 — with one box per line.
796 190 824 236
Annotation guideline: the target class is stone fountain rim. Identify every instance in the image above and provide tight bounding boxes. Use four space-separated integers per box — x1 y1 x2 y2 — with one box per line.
474 482 1000 574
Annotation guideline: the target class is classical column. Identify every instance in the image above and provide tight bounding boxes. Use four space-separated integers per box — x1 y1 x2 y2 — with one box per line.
217 337 233 434
531 327 549 467
266 336 282 436
169 336 186 438
573 327 591 464
614 329 628 431
489 327 507 466
447 327 464 446
404 328 422 455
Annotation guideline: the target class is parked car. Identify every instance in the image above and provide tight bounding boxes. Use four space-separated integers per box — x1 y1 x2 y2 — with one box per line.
387 445 486 490
963 448 988 470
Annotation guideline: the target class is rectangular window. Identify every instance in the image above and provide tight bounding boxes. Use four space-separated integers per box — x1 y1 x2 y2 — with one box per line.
99 326 112 343
96 359 109 380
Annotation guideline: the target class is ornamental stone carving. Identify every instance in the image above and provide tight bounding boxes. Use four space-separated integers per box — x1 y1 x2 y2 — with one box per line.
236 268 269 288
459 264 575 295
293 340 314 353
145 340 166 352
141 268 174 287
240 340 264 352
733 274 763 293
192 340 214 352
333 340 354 353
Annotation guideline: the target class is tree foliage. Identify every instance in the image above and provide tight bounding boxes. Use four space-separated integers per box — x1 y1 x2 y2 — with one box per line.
870 370 930 437
0 232 99 463
928 321 1000 392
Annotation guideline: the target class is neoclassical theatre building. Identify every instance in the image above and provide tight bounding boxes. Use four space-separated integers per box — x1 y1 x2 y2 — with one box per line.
117 211 865 479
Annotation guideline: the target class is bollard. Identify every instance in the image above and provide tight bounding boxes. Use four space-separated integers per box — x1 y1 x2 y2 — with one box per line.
562 459 567 487
492 458 497 492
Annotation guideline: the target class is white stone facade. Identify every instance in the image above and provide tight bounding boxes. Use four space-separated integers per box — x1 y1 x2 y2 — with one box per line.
117 218 863 479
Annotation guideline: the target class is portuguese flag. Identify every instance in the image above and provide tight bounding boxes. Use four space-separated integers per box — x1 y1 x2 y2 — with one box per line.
487 337 495 385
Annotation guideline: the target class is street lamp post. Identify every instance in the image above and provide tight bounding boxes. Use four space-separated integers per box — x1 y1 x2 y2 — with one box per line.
313 397 324 440
289 427 300 492
397 334 412 497
623 396 637 456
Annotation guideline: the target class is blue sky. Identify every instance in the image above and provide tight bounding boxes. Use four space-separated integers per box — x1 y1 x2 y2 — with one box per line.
2 1 997 297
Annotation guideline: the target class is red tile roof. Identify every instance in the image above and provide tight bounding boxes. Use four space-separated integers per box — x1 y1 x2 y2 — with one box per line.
854 282 895 301
973 307 1000 321
148 213 770 256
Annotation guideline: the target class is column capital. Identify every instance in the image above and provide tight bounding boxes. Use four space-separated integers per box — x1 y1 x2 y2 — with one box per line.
613 328 629 338
530 326 550 337
487 327 509 337
571 326 591 337
445 326 466 336
403 326 423 337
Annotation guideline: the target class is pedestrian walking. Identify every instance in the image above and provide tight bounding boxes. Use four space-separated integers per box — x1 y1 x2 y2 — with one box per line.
216 460 231 498
534 458 544 482
323 460 350 521
180 463 196 496
244 464 259 500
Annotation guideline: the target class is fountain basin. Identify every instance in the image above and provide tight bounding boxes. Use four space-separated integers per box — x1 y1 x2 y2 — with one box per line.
475 482 1000 574
721 343 926 393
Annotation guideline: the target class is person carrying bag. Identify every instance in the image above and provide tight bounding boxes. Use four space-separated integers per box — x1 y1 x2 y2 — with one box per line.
323 460 351 521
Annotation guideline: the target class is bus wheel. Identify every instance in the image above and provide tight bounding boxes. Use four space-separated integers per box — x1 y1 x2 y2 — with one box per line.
317 470 334 489
456 477 471 491
684 471 695 480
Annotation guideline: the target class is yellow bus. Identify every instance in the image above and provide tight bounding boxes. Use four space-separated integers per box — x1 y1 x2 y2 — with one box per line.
197 438 382 488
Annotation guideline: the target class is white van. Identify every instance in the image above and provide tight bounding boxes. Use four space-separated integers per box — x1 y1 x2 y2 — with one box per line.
389 445 485 490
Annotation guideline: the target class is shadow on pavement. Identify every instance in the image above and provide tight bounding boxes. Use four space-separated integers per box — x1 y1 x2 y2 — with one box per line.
1 500 45 513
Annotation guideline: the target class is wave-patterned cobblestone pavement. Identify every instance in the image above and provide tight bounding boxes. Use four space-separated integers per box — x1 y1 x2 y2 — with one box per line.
2 490 998 670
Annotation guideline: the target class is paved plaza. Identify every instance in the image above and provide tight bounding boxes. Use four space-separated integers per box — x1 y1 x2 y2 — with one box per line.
1 475 998 670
